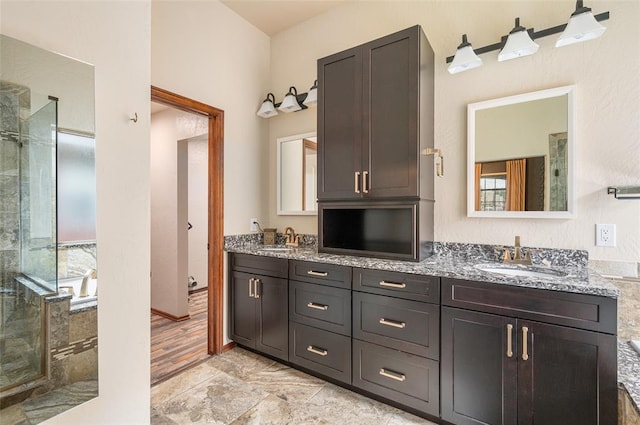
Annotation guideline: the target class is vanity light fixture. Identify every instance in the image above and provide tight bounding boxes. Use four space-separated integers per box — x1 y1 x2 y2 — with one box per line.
278 86 303 113
302 80 318 107
556 0 606 47
256 92 278 118
445 2 610 74
447 34 483 74
498 18 539 62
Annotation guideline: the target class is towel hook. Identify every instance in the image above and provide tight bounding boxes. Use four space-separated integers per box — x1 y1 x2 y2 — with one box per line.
129 112 138 123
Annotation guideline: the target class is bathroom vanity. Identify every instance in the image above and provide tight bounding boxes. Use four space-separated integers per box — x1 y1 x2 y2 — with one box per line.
227 244 619 424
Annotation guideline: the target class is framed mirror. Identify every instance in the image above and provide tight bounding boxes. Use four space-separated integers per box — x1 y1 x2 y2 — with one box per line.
467 85 575 219
277 132 317 215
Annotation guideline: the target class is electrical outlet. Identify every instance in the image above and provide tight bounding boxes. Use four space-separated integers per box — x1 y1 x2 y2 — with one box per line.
596 224 616 247
249 218 259 232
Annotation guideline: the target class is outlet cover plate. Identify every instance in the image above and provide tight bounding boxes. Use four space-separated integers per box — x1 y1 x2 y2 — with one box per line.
596 224 616 247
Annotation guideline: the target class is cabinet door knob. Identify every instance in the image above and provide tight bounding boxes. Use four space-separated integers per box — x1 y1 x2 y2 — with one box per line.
379 318 406 329
306 345 328 356
354 171 361 193
307 302 329 311
506 324 513 358
379 280 406 289
379 368 406 382
522 326 529 361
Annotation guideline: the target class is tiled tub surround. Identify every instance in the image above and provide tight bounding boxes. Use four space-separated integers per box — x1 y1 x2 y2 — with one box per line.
224 235 640 422
0 278 98 421
57 242 97 280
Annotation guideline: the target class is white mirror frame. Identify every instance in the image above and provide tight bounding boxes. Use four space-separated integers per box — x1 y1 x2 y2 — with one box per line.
277 132 317 216
467 85 576 219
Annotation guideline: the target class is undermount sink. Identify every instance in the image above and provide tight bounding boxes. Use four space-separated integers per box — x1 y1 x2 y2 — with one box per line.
474 263 567 279
258 246 296 252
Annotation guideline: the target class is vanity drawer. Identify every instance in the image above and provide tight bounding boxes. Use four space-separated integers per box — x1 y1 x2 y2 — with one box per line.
353 292 439 359
229 253 288 279
442 278 617 334
289 281 351 336
352 339 439 417
289 322 351 384
353 268 439 303
289 260 352 289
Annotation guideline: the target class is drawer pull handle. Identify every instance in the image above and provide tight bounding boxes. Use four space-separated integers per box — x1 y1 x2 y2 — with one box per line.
306 345 328 356
379 318 406 329
307 270 328 277
379 368 406 382
379 280 406 289
506 324 513 358
355 171 361 193
307 302 329 311
522 326 529 361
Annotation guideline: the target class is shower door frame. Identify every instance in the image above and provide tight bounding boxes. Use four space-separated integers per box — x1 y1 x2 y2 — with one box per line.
150 86 225 355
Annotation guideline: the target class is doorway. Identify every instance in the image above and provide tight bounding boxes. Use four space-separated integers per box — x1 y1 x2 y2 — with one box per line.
150 86 224 382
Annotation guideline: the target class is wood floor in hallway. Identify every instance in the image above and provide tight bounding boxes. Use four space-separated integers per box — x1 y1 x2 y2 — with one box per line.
151 289 209 385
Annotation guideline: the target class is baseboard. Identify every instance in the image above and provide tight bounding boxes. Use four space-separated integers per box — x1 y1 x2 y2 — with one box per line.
221 342 236 353
189 286 208 294
151 308 190 322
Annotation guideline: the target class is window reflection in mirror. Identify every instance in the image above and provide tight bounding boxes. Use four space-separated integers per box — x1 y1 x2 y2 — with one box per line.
467 86 575 218
277 132 317 215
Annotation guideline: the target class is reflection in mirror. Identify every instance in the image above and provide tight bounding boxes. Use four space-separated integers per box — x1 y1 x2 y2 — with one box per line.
467 86 575 218
0 34 97 418
277 132 317 215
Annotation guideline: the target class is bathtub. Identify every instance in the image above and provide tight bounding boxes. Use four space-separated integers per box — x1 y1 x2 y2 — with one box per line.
58 276 97 306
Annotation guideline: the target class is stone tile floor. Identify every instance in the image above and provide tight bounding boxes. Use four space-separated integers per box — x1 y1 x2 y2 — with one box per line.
151 347 438 425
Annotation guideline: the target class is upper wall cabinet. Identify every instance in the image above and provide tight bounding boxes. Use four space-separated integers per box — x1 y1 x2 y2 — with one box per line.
317 26 434 201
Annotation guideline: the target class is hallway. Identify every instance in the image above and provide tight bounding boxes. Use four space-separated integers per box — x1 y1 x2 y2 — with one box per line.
151 290 209 385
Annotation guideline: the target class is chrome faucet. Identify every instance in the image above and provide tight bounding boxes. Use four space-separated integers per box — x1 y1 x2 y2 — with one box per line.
284 227 299 247
502 236 533 265
80 268 97 297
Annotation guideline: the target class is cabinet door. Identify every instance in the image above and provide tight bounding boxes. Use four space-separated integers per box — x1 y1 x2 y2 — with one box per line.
229 271 257 348
255 275 289 361
317 47 363 201
441 307 517 425
362 26 420 198
517 321 617 425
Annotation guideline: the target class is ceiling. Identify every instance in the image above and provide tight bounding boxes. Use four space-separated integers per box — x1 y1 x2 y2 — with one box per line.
221 0 347 36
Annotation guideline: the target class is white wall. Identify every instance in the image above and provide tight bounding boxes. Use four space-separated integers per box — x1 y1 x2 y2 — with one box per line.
152 0 271 342
188 138 209 292
0 0 151 423
267 0 640 265
150 108 207 318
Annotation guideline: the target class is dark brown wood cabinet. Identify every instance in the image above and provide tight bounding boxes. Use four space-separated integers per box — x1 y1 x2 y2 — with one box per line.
441 278 618 425
229 254 289 362
317 25 433 201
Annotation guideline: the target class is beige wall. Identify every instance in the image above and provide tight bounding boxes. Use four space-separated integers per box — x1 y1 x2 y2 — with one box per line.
152 0 271 342
267 0 640 265
1 0 152 423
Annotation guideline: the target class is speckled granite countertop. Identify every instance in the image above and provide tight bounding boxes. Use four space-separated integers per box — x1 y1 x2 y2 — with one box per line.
619 340 640 413
225 243 620 298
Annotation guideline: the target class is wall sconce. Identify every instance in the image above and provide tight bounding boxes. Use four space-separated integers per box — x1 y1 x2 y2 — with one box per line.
498 18 539 62
446 0 610 74
303 80 318 107
256 80 317 118
422 148 444 177
256 93 278 118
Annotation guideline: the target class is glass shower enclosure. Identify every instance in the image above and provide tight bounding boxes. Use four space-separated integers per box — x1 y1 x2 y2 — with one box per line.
0 80 58 393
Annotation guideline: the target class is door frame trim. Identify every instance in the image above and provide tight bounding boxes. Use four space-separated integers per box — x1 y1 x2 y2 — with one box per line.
150 86 224 355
